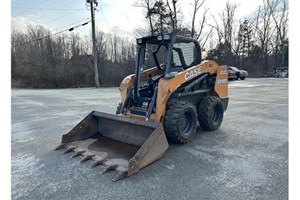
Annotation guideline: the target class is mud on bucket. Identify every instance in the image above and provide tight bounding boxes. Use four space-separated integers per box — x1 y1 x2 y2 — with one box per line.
54 111 168 181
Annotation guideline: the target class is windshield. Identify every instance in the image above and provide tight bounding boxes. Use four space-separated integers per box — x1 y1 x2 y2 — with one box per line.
173 42 196 67
229 66 239 71
142 41 197 71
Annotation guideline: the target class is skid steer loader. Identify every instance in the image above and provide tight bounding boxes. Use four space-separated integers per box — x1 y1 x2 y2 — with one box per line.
55 33 229 181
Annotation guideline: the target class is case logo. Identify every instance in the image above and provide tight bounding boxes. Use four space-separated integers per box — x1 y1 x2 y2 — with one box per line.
184 67 202 80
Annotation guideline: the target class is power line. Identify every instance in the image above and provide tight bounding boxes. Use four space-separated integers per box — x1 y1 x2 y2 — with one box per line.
98 3 111 31
15 0 58 16
13 0 89 30
13 21 91 48
31 0 88 24
53 18 90 32
12 6 85 11
43 9 85 24
14 0 75 17
14 0 50 15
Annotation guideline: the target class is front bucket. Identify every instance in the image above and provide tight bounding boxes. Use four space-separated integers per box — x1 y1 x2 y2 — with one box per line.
54 111 168 181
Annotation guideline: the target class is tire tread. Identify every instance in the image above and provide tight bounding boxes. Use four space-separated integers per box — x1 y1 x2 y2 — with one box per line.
164 101 197 144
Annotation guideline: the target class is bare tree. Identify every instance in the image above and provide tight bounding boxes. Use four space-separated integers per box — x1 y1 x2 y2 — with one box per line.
269 0 288 68
250 0 277 71
134 0 156 35
11 29 26 84
210 1 238 64
190 0 206 38
165 0 178 30
222 2 238 53
95 30 108 61
11 24 138 88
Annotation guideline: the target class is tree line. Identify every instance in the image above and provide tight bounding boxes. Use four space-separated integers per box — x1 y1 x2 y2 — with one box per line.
12 26 135 88
11 0 288 88
138 0 288 77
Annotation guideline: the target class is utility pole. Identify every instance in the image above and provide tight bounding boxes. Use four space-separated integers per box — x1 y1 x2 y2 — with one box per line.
172 0 177 30
87 0 100 88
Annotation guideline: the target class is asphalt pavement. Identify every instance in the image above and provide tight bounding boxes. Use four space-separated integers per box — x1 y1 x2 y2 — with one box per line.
11 78 288 200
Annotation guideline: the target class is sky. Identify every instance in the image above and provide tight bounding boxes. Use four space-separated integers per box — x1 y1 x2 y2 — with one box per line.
11 0 264 38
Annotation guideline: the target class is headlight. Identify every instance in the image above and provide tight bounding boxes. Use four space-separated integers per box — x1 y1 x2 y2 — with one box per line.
137 38 142 44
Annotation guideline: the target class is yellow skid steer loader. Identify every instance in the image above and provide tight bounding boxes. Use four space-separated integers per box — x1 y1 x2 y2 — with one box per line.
55 33 229 181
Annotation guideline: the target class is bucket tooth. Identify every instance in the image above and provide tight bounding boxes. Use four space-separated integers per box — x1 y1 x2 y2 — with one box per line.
70 150 85 158
54 143 66 151
91 158 105 168
63 146 77 154
90 160 103 168
55 111 169 181
79 153 95 163
100 165 117 175
112 171 127 182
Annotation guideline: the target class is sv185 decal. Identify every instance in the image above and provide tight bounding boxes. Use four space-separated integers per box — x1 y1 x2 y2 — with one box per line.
217 78 228 84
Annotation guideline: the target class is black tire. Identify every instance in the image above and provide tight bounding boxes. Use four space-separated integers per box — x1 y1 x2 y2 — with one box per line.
164 101 197 144
241 77 245 80
116 102 122 114
198 96 224 131
235 72 240 80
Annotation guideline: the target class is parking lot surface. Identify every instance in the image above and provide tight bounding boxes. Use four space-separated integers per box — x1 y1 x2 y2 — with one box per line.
11 78 288 200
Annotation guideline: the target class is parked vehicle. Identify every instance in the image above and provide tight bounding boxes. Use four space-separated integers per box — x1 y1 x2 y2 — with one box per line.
228 68 237 80
228 66 248 80
274 68 288 78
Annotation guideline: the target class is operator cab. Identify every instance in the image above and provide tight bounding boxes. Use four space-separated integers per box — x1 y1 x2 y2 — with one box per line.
131 33 202 117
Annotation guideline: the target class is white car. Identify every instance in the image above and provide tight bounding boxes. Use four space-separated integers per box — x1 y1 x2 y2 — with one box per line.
274 69 288 78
